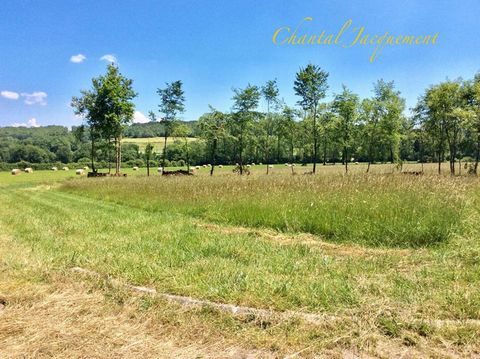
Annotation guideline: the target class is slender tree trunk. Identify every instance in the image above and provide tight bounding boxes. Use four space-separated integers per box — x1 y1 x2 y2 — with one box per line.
313 106 318 174
266 134 270 174
116 137 119 175
265 130 270 174
185 138 190 172
147 158 150 176
450 145 455 176
107 139 111 174
114 138 118 175
266 101 270 174
115 136 122 175
119 136 122 174
162 129 168 174
474 137 480 175
366 140 374 173
290 139 294 163
447 128 457 176
420 139 424 173
344 146 348 174
276 135 281 164
438 149 442 175
90 130 96 173
210 138 217 176
239 129 244 175
323 131 327 165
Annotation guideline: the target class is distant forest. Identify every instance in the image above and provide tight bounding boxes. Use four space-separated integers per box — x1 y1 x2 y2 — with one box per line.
0 122 198 170
0 114 472 172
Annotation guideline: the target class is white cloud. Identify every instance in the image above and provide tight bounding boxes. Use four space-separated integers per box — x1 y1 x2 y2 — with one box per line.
100 54 117 63
11 117 40 128
28 118 40 127
70 54 86 63
1 90 20 100
133 110 149 123
21 91 47 106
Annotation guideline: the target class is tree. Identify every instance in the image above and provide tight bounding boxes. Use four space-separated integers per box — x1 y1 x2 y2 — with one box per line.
332 85 359 174
360 81 405 172
464 74 480 174
294 64 329 174
173 123 192 172
359 98 379 172
56 144 73 163
144 143 154 176
71 64 136 174
102 65 137 175
150 80 185 172
374 80 405 165
261 79 279 173
198 107 228 175
416 80 462 175
231 84 261 174
319 103 335 165
71 91 99 172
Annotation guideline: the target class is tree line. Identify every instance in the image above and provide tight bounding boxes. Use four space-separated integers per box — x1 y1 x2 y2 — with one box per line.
1 64 479 175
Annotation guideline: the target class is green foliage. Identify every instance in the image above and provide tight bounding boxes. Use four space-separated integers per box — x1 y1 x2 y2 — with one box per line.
150 80 186 170
71 64 137 174
332 85 360 171
293 64 329 112
231 84 261 173
294 64 329 172
3 66 480 174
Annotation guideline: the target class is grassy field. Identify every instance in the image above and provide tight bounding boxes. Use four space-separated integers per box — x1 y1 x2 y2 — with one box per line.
1 163 480 357
123 136 198 152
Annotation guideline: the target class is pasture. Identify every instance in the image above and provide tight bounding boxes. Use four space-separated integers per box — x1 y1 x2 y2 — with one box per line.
1 163 479 357
122 136 197 152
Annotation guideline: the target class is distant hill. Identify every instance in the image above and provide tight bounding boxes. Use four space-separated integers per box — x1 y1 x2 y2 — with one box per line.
124 121 198 138
0 121 198 139
123 136 198 153
0 125 70 140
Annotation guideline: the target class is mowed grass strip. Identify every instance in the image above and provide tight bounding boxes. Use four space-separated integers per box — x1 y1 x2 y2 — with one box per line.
1 183 480 320
62 174 468 248
0 187 361 312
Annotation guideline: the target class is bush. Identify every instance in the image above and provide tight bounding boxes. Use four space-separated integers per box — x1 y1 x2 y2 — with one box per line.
126 159 145 168
77 157 91 166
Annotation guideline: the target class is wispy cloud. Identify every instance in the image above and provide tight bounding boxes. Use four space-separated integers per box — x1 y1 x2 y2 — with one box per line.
100 54 117 63
28 118 40 127
11 117 40 128
70 54 86 63
1 90 20 100
133 110 149 123
21 92 47 106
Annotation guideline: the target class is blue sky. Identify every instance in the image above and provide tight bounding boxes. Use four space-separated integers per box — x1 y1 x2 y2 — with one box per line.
1 0 479 128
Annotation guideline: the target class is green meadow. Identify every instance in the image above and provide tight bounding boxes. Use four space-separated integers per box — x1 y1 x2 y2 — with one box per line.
122 136 197 152
1 163 480 356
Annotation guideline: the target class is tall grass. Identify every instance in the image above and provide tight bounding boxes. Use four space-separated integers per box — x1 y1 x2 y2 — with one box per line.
62 173 468 247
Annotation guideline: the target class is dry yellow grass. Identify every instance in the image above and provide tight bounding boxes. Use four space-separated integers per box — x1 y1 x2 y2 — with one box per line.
0 233 276 358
